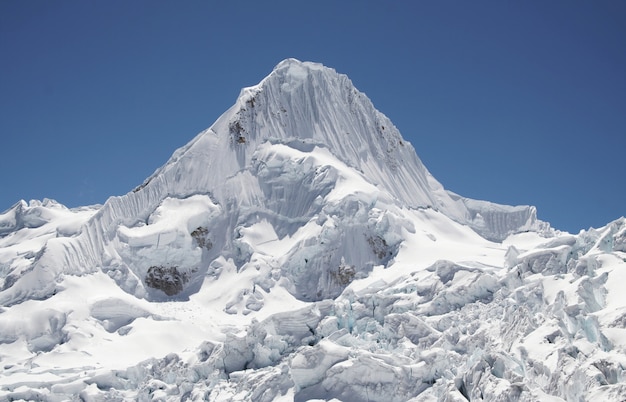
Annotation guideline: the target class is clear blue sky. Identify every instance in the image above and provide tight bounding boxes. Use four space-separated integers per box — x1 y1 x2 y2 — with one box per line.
1 1 624 234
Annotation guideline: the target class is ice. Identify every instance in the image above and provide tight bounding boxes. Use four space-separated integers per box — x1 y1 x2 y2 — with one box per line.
291 340 349 390
0 59 624 401
0 201 23 234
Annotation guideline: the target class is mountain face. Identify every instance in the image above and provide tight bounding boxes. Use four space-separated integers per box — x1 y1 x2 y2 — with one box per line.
0 59 543 306
1 59 625 401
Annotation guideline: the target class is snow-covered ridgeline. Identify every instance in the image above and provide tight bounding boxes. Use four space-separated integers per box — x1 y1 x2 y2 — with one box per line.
234 60 545 238
138 58 543 238
232 60 441 208
0 59 545 307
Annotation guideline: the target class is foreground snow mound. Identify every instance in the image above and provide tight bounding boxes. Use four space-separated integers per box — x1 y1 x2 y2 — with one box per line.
1 217 624 401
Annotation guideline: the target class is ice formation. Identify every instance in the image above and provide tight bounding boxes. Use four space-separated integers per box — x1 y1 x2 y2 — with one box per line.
0 59 624 401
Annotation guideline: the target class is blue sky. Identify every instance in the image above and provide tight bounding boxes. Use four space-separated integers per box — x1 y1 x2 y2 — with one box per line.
1 1 624 234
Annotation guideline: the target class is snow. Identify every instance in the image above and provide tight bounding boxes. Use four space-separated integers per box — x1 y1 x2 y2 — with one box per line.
1 59 624 401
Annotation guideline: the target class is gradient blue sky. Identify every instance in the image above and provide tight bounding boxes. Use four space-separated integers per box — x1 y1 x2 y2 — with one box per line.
1 1 624 234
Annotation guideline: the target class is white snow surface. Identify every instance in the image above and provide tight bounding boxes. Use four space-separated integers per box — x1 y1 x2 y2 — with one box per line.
0 59 624 401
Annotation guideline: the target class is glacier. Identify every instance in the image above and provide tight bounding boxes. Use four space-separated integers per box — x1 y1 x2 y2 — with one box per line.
0 59 624 401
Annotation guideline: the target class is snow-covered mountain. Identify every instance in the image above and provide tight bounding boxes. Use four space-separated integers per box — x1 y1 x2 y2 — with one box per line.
1 59 625 401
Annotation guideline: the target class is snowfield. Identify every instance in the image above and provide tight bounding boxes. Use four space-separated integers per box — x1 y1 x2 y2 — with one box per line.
1 59 624 401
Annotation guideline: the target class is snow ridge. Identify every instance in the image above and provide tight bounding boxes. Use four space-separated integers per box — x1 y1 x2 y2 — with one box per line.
3 60 620 402
0 59 543 305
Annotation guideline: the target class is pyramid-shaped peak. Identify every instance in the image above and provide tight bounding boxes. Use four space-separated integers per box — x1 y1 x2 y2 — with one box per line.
0 59 546 310
122 59 544 248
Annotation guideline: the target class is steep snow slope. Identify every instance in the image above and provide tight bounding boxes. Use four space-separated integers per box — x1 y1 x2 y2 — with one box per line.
0 200 99 292
1 59 624 401
0 59 543 306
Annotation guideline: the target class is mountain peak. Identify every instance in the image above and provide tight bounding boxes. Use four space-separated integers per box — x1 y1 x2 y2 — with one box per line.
216 61 459 224
269 58 329 83
0 60 546 308
3 60 625 402
238 59 327 102
272 58 323 73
